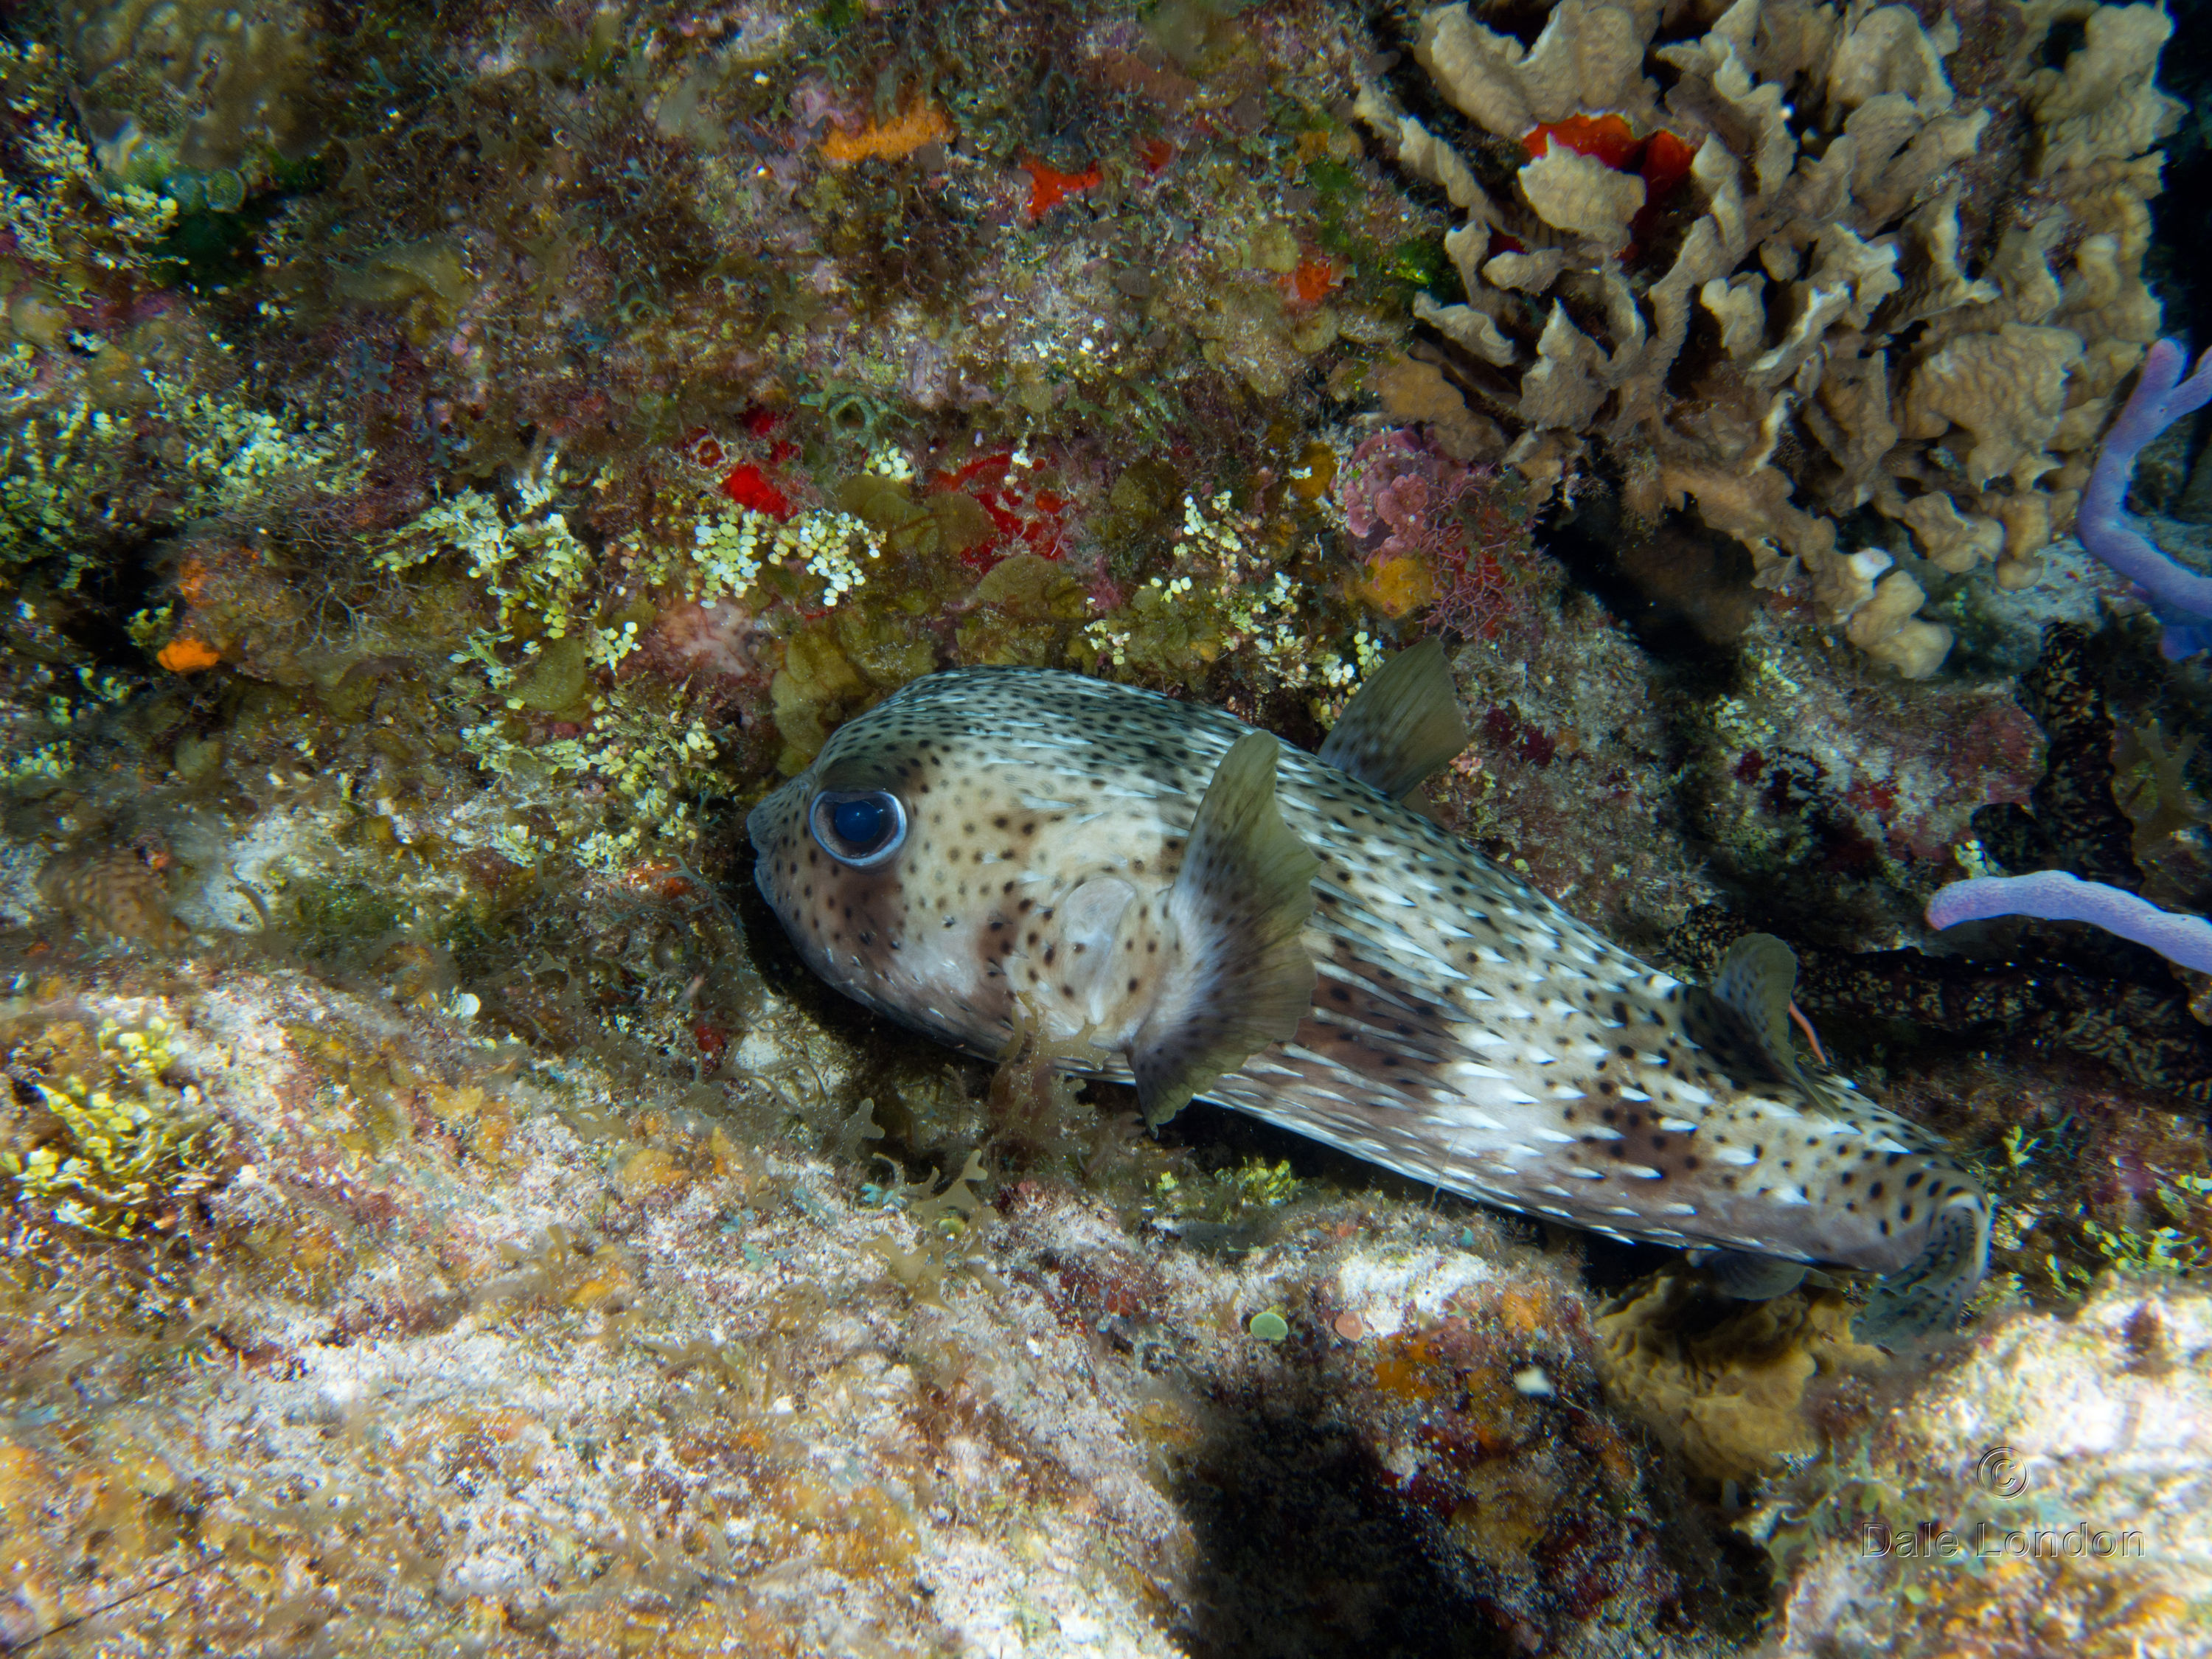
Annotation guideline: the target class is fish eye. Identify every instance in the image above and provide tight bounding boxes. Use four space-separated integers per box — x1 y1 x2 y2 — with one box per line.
809 789 908 868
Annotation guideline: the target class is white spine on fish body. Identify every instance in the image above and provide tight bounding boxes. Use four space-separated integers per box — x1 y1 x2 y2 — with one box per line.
747 644 1990 1337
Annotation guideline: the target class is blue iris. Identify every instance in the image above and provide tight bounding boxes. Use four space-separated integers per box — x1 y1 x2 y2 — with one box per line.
813 789 906 866
832 796 890 849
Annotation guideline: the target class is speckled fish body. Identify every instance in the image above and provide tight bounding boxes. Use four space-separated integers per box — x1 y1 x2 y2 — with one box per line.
748 663 1989 1332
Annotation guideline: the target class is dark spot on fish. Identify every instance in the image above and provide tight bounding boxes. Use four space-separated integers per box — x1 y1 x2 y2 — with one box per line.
1868 1182 1884 1199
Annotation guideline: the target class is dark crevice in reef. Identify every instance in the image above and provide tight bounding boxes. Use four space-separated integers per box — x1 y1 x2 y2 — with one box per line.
1172 1410 1517 1659
44 534 175 673
1169 1391 1773 1659
2149 0 2212 361
1969 623 2146 892
1668 899 2212 1110
1543 486 1754 696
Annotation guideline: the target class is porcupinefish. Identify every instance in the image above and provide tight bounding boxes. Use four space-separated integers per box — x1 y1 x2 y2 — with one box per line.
747 643 1989 1335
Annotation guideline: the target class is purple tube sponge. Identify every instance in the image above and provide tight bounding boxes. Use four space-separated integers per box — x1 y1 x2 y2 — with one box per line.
1927 871 2212 973
2079 337 2212 660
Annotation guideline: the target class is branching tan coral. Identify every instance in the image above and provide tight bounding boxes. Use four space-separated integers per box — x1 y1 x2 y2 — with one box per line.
1363 0 2182 677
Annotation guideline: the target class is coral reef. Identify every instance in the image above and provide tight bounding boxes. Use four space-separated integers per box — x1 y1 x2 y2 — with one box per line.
1360 0 2183 676
0 0 2207 1652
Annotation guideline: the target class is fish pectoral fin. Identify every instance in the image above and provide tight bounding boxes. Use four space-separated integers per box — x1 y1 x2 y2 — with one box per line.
1314 638 1470 801
1694 1248 1809 1301
1709 932 1809 1088
1133 731 1320 1127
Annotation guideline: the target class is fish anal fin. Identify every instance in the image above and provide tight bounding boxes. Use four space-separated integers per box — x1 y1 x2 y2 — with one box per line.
1315 639 1470 801
1135 732 1320 1127
1697 1248 1809 1301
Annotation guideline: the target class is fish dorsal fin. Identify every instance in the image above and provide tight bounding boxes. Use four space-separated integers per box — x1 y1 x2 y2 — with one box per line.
1711 932 1808 1088
1315 639 1470 800
1133 732 1320 1127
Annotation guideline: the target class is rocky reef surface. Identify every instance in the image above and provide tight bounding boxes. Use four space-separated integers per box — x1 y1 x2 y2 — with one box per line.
3 0 2211 1654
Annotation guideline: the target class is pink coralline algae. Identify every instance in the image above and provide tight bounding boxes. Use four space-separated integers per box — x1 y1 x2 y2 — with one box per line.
1338 429 1478 563
1336 429 1544 640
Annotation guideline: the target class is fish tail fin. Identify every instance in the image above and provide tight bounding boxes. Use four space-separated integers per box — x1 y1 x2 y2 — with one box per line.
1134 733 1320 1127
1854 1183 1992 1342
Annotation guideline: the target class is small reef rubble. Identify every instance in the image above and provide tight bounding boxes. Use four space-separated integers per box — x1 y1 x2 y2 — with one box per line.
0 0 2210 1653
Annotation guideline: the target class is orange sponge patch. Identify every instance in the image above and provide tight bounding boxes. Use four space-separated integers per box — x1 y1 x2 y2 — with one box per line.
157 639 222 674
821 100 954 167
